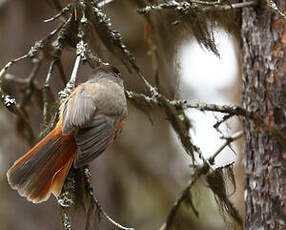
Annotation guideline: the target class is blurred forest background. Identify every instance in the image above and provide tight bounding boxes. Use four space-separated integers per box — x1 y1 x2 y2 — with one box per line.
0 0 244 229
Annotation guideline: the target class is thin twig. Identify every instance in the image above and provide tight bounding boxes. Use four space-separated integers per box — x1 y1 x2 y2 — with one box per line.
127 88 286 147
70 55 81 83
137 0 257 14
0 54 29 79
185 102 249 115
162 131 243 229
58 54 81 104
126 90 246 116
83 167 135 230
43 60 57 124
213 114 233 129
94 195 135 230
0 14 69 82
45 59 57 86
266 0 286 21
163 165 209 230
54 17 73 55
208 131 243 165
187 0 223 5
202 1 257 12
44 3 72 23
96 0 114 7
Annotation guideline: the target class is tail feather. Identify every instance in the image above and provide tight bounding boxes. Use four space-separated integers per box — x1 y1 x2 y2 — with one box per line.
7 127 76 203
50 152 74 196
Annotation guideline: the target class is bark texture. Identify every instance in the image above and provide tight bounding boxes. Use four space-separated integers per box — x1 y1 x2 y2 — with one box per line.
241 1 286 229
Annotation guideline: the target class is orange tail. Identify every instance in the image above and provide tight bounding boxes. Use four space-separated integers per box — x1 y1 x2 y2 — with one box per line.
7 122 76 203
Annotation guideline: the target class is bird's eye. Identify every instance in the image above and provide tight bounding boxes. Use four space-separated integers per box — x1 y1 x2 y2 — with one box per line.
112 67 121 77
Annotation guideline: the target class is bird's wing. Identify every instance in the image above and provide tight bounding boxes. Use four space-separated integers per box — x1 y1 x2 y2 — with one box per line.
74 115 123 168
61 85 97 135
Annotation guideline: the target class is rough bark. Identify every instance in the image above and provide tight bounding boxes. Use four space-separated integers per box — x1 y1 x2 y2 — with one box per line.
241 1 286 229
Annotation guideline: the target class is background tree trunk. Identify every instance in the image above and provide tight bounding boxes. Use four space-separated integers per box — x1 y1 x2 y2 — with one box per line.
241 1 286 229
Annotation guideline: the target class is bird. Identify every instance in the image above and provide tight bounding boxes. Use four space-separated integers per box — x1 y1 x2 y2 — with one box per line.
6 65 128 203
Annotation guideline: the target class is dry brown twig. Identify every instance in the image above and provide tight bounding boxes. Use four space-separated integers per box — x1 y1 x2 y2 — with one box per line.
160 131 243 230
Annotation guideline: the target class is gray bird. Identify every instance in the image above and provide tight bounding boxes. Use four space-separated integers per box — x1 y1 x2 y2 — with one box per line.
7 65 128 203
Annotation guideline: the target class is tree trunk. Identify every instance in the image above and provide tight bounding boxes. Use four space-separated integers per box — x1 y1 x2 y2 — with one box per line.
241 1 286 229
